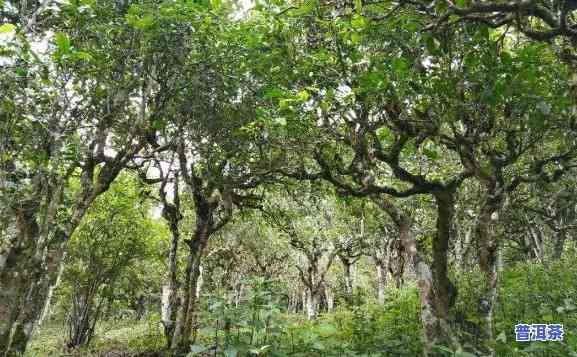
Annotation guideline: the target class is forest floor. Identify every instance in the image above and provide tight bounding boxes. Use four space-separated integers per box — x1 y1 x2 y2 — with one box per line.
26 320 167 357
25 261 577 357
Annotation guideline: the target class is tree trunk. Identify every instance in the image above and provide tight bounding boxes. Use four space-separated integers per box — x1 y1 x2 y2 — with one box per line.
325 283 335 311
476 189 504 355
38 255 66 327
0 210 69 357
373 196 459 355
341 258 354 302
432 191 455 323
388 238 406 289
375 263 387 305
528 223 544 262
233 280 243 308
305 289 319 320
196 265 204 300
1 152 134 356
170 218 211 353
0 201 39 357
554 229 567 260
159 174 183 348
456 224 474 272
65 283 105 349
161 221 180 347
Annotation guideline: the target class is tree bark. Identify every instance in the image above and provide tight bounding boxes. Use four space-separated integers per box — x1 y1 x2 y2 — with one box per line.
432 191 455 323
38 255 66 327
375 263 387 305
476 188 504 355
161 212 181 347
305 289 319 320
1 143 140 356
65 281 107 349
340 257 354 302
170 214 211 353
158 171 183 348
373 196 459 355
325 283 335 311
554 229 567 260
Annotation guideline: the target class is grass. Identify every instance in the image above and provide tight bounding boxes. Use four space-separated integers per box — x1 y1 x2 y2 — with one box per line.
26 318 166 357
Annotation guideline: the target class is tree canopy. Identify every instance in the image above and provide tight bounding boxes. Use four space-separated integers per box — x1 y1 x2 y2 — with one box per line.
2 0 577 356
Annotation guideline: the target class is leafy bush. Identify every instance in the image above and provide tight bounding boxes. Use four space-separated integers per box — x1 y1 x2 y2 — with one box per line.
454 259 577 356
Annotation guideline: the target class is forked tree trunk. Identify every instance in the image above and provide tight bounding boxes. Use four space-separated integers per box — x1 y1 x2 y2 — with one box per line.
295 246 337 320
373 196 459 355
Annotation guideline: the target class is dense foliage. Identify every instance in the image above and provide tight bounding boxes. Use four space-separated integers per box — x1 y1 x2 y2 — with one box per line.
2 0 577 356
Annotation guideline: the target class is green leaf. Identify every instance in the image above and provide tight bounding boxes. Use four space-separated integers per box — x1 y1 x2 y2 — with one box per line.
264 87 284 99
424 35 440 56
542 314 554 322
501 50 513 66
74 51 93 61
312 341 325 350
376 127 392 141
294 0 317 16
351 14 366 30
151 119 165 130
279 99 293 110
392 57 410 76
297 89 310 102
423 147 439 161
354 0 362 14
211 0 222 10
258 345 271 353
54 32 71 53
351 32 362 45
14 67 27 77
432 345 454 354
0 23 15 33
127 11 155 30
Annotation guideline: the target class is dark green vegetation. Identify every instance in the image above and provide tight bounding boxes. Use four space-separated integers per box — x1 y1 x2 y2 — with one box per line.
2 0 577 356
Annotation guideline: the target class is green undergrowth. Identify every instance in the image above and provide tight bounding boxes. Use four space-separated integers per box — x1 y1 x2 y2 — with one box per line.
28 260 577 356
26 317 165 357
